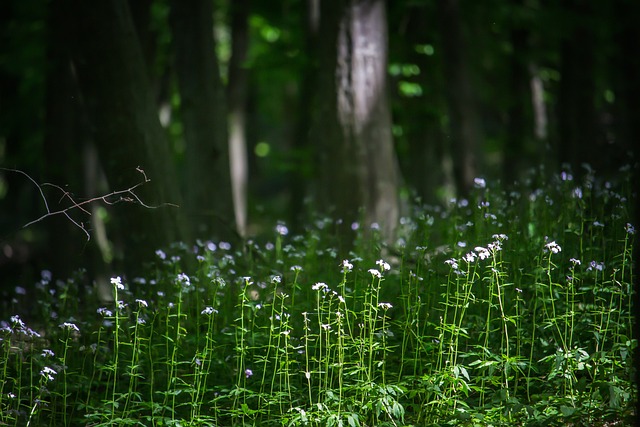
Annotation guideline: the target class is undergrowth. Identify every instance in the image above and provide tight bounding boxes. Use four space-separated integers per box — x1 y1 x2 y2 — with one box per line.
1 166 636 426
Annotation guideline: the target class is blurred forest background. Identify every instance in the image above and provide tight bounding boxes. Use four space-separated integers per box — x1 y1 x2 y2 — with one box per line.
1 0 638 292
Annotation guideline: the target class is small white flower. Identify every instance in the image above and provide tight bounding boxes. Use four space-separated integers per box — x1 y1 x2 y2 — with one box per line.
40 366 57 381
176 273 191 289
463 252 477 263
155 249 166 260
97 307 113 317
341 259 353 272
376 259 390 271
312 282 328 292
444 259 459 270
369 269 382 279
545 241 562 254
41 270 52 283
41 349 54 358
59 322 79 332
378 302 392 310
201 306 218 316
474 177 486 189
570 258 581 266
475 246 491 260
135 299 148 308
111 276 124 290
276 223 289 236
244 368 253 378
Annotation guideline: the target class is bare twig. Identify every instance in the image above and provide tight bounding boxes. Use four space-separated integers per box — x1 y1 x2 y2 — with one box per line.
1 167 178 241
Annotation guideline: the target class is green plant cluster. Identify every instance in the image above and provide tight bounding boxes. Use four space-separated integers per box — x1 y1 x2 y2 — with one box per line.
0 167 636 426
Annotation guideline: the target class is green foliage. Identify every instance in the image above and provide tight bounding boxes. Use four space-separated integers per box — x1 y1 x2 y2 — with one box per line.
0 167 636 426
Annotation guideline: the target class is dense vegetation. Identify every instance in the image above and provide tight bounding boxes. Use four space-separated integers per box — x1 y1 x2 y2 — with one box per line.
1 168 635 426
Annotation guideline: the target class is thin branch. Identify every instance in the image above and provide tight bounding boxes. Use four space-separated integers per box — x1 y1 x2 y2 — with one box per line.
1 167 178 242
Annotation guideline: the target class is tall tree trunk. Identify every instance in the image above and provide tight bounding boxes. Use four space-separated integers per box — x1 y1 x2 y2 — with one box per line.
70 0 186 273
289 0 321 231
438 0 481 197
557 0 596 175
170 0 235 240
503 25 530 186
400 5 445 205
612 0 639 171
227 0 250 238
314 0 400 246
43 0 86 278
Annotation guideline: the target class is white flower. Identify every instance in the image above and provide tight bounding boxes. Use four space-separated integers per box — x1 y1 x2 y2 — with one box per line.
625 223 635 235
376 259 390 271
463 252 477 263
97 307 113 317
176 273 191 289
475 246 491 260
40 366 57 381
135 299 148 308
341 259 353 272
111 276 124 290
59 322 79 332
474 177 486 189
312 282 328 292
378 302 392 310
444 259 459 270
545 241 562 254
276 223 289 236
201 306 218 316
369 269 382 279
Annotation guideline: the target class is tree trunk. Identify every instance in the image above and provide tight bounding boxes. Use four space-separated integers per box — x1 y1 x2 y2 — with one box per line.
314 0 400 246
170 0 235 240
503 25 531 186
70 0 186 273
438 0 481 197
227 0 250 238
289 0 321 231
557 0 596 175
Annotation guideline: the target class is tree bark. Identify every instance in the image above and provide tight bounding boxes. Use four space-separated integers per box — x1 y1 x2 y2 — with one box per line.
557 0 596 175
314 0 400 246
69 0 185 272
438 0 481 197
227 0 250 238
289 0 321 231
170 0 235 240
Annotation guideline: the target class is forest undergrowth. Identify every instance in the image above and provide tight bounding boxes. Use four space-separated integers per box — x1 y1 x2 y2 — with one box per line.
1 166 636 426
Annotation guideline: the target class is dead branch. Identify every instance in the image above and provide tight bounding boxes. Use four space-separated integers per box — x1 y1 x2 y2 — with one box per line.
1 167 178 241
